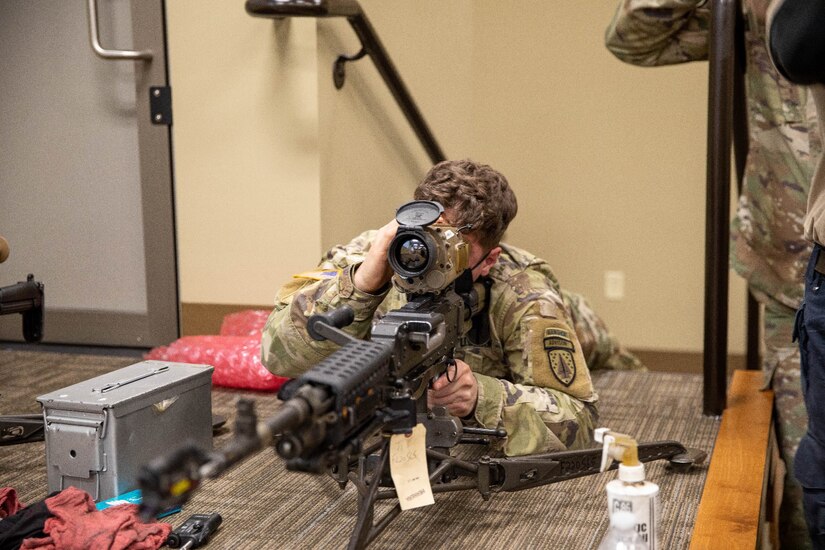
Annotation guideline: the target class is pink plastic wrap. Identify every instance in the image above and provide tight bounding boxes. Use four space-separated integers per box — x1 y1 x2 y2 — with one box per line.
146 334 288 392
219 309 271 337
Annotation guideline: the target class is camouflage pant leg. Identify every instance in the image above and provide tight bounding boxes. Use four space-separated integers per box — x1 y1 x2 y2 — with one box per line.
562 290 644 371
764 303 812 549
477 375 599 456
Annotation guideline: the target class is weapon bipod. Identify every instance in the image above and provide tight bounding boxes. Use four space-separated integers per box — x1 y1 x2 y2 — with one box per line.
333 424 706 550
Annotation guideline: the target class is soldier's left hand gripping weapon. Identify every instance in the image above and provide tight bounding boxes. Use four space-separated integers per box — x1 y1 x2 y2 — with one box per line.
138 202 706 549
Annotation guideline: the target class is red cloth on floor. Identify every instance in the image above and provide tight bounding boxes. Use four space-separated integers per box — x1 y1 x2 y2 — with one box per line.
0 487 22 518
19 487 170 550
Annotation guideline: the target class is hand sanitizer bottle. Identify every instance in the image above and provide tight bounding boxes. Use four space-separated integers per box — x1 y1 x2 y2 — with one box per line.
598 510 649 550
595 428 659 550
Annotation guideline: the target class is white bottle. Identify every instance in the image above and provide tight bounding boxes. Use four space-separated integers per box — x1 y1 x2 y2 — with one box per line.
595 428 660 550
598 510 649 550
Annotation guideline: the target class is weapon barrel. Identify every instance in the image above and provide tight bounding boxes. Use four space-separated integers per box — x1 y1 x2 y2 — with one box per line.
0 280 43 314
207 392 317 477
261 395 314 442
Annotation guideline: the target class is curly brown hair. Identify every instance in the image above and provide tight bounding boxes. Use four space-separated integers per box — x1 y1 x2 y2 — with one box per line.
413 159 518 249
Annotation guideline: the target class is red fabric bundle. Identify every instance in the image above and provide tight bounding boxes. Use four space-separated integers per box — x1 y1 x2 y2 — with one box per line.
19 487 170 550
0 487 22 518
146 309 288 392
219 309 272 336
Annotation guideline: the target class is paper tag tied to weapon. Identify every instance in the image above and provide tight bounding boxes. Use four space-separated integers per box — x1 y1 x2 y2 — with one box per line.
389 424 434 510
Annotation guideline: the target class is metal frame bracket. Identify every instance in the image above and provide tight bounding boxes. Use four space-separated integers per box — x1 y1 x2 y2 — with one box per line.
333 48 367 89
150 86 172 126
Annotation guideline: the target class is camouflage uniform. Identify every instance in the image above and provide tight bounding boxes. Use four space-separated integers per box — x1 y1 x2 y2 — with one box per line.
606 2 822 546
262 230 640 456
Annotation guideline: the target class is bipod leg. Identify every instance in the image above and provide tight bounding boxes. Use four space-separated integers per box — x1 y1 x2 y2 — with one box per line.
0 414 44 446
347 438 399 550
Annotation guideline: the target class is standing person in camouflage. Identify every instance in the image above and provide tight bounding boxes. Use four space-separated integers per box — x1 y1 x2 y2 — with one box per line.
605 2 822 547
768 0 825 545
262 159 639 457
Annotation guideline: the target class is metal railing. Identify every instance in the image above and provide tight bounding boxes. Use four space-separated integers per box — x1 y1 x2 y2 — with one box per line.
705 0 757 415
246 0 446 165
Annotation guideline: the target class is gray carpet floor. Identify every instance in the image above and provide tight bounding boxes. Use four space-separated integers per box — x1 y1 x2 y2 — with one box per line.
0 348 719 549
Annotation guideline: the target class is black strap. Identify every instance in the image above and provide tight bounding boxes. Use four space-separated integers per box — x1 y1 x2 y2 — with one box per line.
466 276 493 346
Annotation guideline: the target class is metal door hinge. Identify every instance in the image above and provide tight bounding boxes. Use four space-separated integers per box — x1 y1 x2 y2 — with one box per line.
150 86 172 125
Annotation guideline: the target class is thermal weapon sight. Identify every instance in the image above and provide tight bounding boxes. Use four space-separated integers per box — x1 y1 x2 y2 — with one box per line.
388 201 469 295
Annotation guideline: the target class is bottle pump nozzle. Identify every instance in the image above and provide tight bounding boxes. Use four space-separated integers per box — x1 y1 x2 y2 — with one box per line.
595 427 644 482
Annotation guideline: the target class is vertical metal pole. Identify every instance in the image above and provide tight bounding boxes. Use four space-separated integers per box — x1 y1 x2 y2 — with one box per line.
704 0 738 415
745 294 761 369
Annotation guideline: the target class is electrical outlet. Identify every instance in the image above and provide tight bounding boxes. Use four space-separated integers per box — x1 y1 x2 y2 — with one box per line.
604 271 625 301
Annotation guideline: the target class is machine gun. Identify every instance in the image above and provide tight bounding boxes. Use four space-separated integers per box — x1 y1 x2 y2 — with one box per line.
138 202 705 549
0 234 47 446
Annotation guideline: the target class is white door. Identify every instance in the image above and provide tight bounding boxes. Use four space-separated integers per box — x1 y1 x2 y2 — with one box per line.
0 0 178 347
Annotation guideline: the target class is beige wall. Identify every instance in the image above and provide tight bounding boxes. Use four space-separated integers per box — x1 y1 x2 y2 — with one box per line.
167 3 321 306
168 0 747 353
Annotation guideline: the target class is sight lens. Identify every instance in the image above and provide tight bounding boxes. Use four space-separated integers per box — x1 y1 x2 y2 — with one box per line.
396 237 429 272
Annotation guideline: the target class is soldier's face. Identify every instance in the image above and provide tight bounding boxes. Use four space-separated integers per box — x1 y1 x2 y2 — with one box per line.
463 232 501 280
439 208 501 280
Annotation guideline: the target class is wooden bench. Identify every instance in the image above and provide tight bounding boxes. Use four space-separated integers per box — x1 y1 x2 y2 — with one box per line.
690 370 776 549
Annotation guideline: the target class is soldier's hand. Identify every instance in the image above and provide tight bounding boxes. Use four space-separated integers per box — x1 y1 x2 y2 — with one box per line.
353 219 398 294
428 359 478 419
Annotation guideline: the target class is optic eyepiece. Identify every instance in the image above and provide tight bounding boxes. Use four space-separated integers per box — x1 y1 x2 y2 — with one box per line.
388 231 436 278
388 201 469 294
396 237 428 271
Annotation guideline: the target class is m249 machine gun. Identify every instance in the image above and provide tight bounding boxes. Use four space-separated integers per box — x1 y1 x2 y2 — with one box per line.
138 201 705 549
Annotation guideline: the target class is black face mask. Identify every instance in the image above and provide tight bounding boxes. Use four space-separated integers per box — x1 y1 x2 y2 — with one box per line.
454 267 474 295
455 248 494 345
454 249 492 294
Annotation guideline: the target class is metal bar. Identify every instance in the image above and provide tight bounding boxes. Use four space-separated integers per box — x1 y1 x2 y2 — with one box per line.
746 293 761 369
245 0 446 165
347 13 445 164
246 0 361 18
704 0 738 415
87 0 152 60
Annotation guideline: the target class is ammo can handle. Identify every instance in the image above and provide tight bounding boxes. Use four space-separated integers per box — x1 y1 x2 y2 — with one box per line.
96 365 170 393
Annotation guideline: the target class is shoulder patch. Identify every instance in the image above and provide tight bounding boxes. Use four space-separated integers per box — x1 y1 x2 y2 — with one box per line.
543 327 576 387
292 269 341 281
523 317 595 400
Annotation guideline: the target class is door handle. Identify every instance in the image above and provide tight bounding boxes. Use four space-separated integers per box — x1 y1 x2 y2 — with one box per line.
87 0 153 60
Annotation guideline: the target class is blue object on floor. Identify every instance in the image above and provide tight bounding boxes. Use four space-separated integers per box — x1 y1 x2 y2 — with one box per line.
95 489 181 519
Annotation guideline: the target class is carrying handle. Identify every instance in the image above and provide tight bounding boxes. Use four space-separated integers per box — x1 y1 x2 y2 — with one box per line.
87 0 153 60
95 365 169 393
